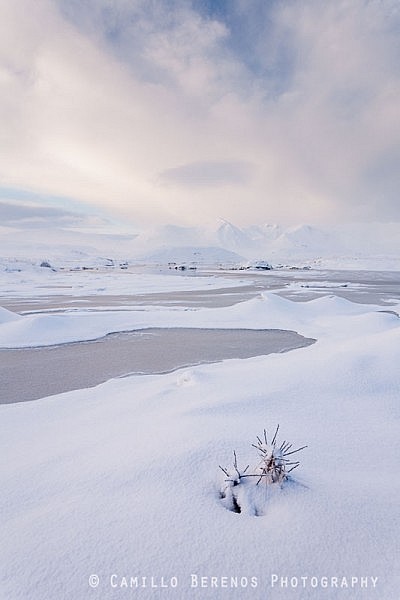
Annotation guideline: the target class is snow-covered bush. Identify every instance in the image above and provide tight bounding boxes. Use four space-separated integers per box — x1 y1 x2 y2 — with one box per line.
218 425 306 516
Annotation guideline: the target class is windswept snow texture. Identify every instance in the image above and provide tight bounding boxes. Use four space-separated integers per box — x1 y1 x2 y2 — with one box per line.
1 291 400 599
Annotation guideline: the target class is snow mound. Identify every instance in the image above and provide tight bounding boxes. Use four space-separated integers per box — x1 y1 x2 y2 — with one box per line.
0 307 21 324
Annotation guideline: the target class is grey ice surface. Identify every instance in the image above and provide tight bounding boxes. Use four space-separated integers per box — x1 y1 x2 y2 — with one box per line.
0 328 315 404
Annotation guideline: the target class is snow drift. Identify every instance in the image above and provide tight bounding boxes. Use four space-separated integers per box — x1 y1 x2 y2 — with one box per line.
1 291 399 599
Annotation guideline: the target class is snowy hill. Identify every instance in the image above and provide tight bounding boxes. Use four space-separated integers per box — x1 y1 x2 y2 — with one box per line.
0 226 137 266
214 219 258 255
0 220 399 270
141 245 244 266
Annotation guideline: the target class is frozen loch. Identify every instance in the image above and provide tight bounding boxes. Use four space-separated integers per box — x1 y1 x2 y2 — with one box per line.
0 268 399 599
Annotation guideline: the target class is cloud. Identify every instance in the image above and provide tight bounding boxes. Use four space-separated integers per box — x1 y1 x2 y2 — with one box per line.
158 160 254 188
0 0 399 226
0 201 73 221
0 199 109 229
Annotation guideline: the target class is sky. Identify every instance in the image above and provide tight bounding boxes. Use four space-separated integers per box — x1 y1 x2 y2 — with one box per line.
0 0 399 229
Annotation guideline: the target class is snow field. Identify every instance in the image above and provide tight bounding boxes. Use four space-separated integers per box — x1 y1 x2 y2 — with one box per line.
1 291 399 598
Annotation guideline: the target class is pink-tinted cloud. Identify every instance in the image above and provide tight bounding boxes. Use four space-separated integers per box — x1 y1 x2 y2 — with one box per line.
0 0 399 226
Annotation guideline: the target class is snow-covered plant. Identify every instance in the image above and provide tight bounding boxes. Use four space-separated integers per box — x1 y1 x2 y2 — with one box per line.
218 425 307 515
251 424 307 484
218 451 249 513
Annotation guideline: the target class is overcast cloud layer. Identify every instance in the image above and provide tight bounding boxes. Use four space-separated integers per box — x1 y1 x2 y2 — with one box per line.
0 0 399 226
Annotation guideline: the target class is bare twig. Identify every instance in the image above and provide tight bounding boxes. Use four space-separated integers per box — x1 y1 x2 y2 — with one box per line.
256 468 266 486
252 443 267 454
283 445 308 457
271 424 280 446
287 463 300 474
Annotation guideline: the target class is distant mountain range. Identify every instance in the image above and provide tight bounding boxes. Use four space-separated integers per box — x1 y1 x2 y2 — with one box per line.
133 220 400 268
0 219 399 270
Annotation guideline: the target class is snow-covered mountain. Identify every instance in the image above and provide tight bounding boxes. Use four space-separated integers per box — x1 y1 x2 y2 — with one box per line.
214 219 258 255
0 219 399 270
142 245 244 266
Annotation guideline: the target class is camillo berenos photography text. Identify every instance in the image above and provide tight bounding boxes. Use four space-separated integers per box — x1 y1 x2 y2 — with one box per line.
89 573 379 591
